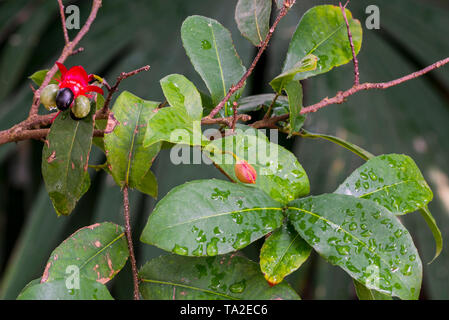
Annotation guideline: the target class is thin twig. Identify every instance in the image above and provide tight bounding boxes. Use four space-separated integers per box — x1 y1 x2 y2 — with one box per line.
252 56 449 128
100 65 150 114
263 92 280 120
57 0 70 45
69 47 84 56
340 1 360 85
123 186 140 300
201 114 251 127
205 1 294 120
231 102 238 131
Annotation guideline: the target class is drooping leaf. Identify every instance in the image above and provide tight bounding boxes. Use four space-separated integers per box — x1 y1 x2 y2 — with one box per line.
41 222 129 284
260 224 312 285
29 69 61 86
17 278 113 300
287 194 422 300
335 154 433 215
42 107 94 216
181 15 246 107
235 0 271 46
237 93 289 114
270 54 317 93
143 105 205 148
140 179 283 256
419 206 443 263
284 80 305 135
205 131 309 204
282 5 362 79
139 254 300 300
160 74 203 120
104 91 160 197
300 128 375 161
353 280 392 300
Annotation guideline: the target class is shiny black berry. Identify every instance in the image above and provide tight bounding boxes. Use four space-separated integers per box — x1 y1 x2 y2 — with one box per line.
56 88 74 111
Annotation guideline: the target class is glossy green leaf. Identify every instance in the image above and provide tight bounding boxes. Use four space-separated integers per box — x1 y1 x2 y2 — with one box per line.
141 179 283 256
237 94 289 114
300 129 375 161
270 54 317 93
29 69 61 87
41 222 129 284
284 80 305 135
139 254 300 300
17 278 113 300
205 131 310 204
143 105 205 148
160 74 203 120
260 224 312 285
287 194 422 300
419 206 443 263
42 107 94 216
335 154 433 215
181 15 246 106
104 91 160 197
353 280 392 300
235 0 271 46
282 5 362 79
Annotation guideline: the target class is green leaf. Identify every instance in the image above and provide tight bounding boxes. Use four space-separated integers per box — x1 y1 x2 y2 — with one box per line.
17 278 113 300
335 154 433 215
237 94 289 113
104 91 160 197
260 224 312 285
353 280 392 300
42 107 94 216
140 179 283 256
139 254 300 300
181 15 246 107
41 222 129 284
282 5 362 79
205 131 309 204
160 74 203 120
29 69 61 86
287 194 422 300
419 206 443 263
235 0 271 46
143 105 205 148
284 80 305 135
270 54 317 93
300 129 375 161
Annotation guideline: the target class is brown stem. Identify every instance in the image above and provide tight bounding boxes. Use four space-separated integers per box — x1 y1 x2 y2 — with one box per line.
205 2 293 120
57 0 70 45
122 186 140 300
340 1 360 86
201 114 251 127
252 56 449 128
100 65 150 114
29 0 102 117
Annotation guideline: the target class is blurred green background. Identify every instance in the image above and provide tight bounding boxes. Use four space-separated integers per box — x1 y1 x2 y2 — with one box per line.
0 0 448 299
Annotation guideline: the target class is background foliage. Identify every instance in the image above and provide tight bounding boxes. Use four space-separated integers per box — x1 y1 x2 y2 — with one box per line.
0 0 448 299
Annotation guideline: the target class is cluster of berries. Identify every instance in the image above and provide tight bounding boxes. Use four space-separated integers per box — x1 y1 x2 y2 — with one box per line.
40 63 104 120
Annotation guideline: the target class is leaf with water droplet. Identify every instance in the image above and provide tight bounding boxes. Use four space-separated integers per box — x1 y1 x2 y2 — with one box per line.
335 154 433 216
260 224 312 286
282 5 362 80
138 254 300 300
206 131 309 204
140 179 283 256
287 194 422 300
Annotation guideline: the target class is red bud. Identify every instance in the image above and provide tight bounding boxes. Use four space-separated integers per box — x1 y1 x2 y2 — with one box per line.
234 160 257 184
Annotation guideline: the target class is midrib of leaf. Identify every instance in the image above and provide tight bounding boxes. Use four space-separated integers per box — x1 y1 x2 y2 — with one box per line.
140 278 238 300
305 23 345 59
270 233 300 276
62 121 80 194
208 19 227 99
125 104 143 186
287 206 412 294
253 0 262 43
358 180 413 199
77 232 125 271
155 207 282 233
